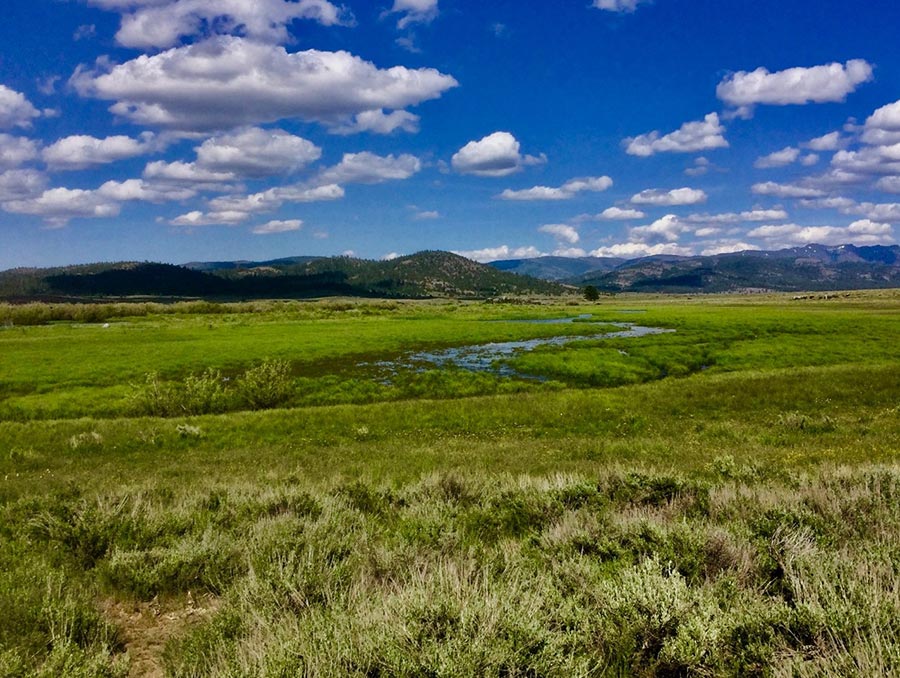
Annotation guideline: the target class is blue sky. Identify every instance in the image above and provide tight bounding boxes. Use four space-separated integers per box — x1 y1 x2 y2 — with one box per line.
2 0 900 270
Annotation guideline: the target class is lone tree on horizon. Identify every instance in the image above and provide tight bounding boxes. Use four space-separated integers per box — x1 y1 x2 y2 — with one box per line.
583 285 600 301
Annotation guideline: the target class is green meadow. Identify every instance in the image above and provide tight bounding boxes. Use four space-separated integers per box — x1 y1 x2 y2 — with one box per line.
1 291 898 676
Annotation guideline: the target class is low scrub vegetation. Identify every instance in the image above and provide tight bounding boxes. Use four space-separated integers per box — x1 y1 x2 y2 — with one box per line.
2 467 900 675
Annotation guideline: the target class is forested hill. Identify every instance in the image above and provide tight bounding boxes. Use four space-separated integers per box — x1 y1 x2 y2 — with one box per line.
0 251 567 301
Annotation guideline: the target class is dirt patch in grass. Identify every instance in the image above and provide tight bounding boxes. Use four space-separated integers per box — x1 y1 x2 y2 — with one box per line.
101 592 220 677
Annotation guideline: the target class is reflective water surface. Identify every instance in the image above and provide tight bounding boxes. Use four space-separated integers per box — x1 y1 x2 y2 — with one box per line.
366 316 673 381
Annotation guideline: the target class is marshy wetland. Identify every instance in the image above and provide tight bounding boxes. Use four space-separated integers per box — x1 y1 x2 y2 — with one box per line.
1 291 899 676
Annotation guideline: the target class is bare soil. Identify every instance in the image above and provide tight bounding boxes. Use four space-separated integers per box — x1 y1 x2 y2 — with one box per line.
101 592 220 677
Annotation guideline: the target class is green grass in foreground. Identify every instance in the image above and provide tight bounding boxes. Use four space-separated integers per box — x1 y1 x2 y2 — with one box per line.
0 292 898 676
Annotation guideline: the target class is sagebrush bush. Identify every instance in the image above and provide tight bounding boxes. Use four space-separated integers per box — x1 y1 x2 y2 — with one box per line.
6 467 900 676
101 529 241 597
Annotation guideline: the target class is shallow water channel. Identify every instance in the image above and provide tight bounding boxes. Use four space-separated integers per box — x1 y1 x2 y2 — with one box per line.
367 315 674 381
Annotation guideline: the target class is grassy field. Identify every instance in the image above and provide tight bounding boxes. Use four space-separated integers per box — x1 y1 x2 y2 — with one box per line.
1 291 898 676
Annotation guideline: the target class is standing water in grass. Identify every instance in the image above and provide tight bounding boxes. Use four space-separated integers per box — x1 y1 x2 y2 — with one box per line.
368 316 673 380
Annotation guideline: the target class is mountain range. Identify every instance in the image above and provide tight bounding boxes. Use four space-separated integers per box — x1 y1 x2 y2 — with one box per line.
489 244 900 293
0 244 897 302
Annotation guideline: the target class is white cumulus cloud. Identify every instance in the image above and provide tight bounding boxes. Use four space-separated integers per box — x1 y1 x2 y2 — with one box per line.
562 176 614 193
42 134 157 170
204 183 344 221
552 247 587 257
850 202 900 221
252 219 303 235
751 182 826 199
629 214 688 242
591 0 649 12
498 186 570 200
876 176 900 194
174 183 344 227
171 210 248 227
589 242 692 258
1 173 205 226
0 134 39 170
328 109 421 136
317 152 421 185
630 187 707 206
454 245 545 262
195 127 321 177
804 131 846 151
830 144 900 178
498 175 612 200
538 224 580 244
96 178 196 202
686 209 789 224
451 132 545 177
754 147 800 169
625 113 728 157
700 242 760 256
0 86 41 129
3 187 122 226
693 227 720 237
144 160 238 187
863 99 900 145
797 196 858 211
717 60 873 117
800 153 820 167
596 206 646 220
0 169 47 201
72 37 459 132
390 0 438 28
88 0 352 49
748 220 894 247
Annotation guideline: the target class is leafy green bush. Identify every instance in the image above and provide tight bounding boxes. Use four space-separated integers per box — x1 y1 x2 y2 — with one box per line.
130 360 293 415
236 359 294 410
181 368 229 414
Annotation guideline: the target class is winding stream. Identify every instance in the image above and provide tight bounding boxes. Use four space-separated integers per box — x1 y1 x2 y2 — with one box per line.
366 316 674 381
